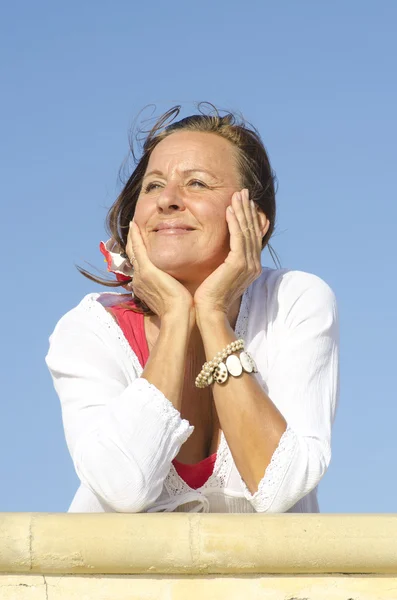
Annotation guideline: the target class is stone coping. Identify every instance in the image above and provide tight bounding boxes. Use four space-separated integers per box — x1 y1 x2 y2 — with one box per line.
1 513 397 575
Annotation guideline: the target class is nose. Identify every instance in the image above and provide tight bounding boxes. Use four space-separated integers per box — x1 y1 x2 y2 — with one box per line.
156 183 186 214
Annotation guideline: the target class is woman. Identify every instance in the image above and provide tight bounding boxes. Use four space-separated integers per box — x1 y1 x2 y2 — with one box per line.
46 106 339 513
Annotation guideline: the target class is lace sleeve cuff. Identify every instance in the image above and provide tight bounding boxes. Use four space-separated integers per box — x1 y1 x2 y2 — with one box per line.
240 426 298 512
107 376 195 448
132 377 194 444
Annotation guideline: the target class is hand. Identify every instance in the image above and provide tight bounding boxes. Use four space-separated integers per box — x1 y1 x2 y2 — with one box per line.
194 189 269 321
126 221 195 325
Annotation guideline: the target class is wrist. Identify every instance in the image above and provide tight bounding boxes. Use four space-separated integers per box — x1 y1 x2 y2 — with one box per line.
195 308 229 333
162 305 196 331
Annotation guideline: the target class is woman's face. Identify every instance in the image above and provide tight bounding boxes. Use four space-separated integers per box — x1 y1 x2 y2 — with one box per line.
134 131 242 282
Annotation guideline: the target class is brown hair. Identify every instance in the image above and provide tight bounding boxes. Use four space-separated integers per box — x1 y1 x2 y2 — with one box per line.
78 103 279 314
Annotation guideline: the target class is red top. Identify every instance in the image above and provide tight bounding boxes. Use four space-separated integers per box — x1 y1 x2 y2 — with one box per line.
109 301 216 489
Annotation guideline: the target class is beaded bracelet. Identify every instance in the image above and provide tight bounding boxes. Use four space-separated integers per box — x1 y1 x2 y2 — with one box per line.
195 339 245 388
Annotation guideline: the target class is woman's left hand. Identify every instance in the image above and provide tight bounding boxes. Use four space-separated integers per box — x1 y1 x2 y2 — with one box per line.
194 189 268 322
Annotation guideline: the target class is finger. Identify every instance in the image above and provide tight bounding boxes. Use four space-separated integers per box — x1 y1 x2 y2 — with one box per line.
126 221 148 269
226 202 245 255
125 224 136 266
250 201 263 272
242 189 256 253
250 200 262 248
240 189 262 275
231 191 248 253
232 190 248 227
234 189 254 255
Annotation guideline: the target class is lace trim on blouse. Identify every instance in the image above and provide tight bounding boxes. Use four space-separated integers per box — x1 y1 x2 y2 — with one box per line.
82 292 144 379
239 426 298 511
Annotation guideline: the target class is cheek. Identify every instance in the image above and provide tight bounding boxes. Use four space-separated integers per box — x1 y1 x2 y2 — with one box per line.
213 217 229 239
133 199 149 226
202 207 229 248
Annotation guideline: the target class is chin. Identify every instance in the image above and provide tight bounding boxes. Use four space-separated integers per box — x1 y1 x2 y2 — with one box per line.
148 246 226 279
151 255 190 275
150 255 206 283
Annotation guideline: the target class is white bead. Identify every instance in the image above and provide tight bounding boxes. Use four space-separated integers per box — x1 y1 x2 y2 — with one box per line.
214 362 228 383
226 354 243 377
249 352 258 372
246 351 258 372
240 351 253 373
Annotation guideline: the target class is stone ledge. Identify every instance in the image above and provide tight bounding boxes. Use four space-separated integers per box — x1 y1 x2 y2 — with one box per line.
1 513 397 575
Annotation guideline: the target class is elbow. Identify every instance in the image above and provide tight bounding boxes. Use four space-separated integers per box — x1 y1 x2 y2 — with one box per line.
305 436 331 483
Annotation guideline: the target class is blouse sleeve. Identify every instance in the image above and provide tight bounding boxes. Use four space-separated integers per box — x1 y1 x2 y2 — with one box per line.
45 308 193 513
241 271 339 512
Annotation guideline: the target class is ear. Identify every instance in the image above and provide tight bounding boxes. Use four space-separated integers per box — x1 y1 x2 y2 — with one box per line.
257 208 270 239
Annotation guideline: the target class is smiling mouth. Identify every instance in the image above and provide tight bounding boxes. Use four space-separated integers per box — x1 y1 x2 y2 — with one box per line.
154 228 194 234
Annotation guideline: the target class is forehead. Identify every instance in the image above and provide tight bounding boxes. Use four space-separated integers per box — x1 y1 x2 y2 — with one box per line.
147 131 239 178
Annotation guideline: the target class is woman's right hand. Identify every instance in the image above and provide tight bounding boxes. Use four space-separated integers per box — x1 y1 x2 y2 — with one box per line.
126 221 195 326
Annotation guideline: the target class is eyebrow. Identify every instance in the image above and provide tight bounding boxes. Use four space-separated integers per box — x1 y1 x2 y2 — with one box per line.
143 168 219 180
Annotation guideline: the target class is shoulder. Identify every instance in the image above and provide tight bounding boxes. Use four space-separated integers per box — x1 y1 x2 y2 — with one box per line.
250 267 338 328
254 266 335 298
45 292 137 376
253 266 336 303
48 292 127 345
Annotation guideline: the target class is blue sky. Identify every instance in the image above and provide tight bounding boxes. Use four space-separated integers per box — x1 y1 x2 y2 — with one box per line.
1 0 396 512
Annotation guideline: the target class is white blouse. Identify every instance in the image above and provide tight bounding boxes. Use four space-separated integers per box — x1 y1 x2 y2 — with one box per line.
45 267 339 513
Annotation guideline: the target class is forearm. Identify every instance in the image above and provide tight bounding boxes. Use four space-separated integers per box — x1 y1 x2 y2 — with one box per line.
197 310 287 494
141 310 192 412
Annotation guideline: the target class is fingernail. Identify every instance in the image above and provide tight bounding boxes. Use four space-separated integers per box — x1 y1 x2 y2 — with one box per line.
228 205 234 214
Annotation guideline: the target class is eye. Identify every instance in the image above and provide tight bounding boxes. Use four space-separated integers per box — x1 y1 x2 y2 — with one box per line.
188 180 207 188
143 182 162 193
